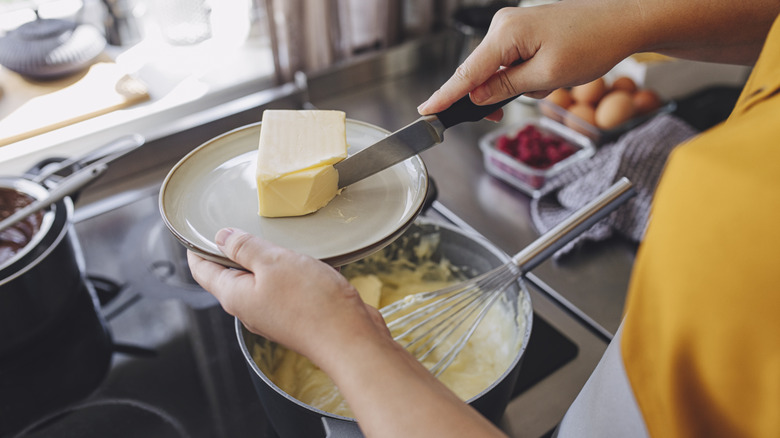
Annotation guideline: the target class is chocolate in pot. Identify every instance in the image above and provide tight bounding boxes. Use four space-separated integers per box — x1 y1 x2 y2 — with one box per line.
0 187 43 264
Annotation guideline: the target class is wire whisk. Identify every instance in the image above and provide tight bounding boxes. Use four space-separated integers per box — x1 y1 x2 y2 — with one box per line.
380 178 635 376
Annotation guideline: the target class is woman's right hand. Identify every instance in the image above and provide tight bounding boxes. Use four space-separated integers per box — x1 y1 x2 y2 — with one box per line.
419 0 778 119
418 2 642 116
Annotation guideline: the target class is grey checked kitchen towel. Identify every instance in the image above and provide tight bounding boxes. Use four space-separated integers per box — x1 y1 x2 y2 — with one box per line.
531 114 699 258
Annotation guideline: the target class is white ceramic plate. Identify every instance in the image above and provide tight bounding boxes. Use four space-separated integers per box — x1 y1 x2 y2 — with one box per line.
159 119 428 268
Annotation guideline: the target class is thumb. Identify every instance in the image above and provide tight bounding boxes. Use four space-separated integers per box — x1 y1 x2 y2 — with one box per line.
215 227 278 272
186 249 254 309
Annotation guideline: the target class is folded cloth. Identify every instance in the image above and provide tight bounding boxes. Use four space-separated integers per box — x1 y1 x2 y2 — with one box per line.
530 114 698 258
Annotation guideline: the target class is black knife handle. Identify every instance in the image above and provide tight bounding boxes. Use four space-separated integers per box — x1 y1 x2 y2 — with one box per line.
435 94 520 129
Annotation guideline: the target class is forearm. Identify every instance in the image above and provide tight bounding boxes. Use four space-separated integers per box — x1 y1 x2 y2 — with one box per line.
553 0 780 68
629 0 780 65
189 233 502 437
316 331 506 438
419 0 779 113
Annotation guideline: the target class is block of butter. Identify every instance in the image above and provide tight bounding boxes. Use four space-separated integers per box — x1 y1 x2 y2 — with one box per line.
348 275 383 308
256 110 348 217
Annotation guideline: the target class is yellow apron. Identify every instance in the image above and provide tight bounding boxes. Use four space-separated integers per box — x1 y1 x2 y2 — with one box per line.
621 12 780 438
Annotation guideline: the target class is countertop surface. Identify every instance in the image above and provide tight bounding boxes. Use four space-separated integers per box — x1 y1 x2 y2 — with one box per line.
0 36 274 173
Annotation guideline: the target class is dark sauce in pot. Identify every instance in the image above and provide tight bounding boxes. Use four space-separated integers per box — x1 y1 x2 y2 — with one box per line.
0 187 44 266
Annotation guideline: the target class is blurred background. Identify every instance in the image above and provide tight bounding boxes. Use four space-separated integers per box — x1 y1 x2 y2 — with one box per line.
0 0 543 158
0 0 513 86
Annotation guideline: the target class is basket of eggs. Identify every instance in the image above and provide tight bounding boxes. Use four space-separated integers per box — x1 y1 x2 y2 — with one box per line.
538 76 672 144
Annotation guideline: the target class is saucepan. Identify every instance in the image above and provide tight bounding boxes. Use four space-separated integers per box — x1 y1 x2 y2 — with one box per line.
236 217 533 437
0 177 78 356
0 134 144 356
0 135 145 435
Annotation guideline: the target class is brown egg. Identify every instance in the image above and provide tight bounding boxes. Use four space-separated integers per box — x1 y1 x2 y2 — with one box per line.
611 76 638 94
564 103 597 136
546 88 574 108
633 89 662 115
595 91 636 130
571 78 607 106
541 88 574 121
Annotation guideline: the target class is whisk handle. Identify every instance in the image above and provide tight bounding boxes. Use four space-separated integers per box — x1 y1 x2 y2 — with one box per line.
511 177 636 271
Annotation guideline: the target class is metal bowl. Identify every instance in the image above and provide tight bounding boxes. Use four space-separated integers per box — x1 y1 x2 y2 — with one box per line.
0 177 80 357
236 217 533 437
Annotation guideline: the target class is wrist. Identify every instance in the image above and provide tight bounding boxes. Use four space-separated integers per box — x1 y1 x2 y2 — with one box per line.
312 320 400 381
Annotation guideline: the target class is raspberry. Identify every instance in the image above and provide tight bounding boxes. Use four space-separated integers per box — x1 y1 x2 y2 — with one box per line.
495 124 578 170
496 135 513 155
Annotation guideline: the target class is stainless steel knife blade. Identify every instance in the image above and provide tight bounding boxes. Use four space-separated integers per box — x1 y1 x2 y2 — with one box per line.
334 115 445 189
334 93 520 188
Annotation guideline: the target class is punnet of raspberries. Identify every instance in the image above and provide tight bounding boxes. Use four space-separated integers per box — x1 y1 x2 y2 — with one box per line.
495 125 579 170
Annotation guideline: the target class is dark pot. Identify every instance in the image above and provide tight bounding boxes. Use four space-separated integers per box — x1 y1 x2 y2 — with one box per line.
237 218 533 437
0 177 113 435
0 178 84 356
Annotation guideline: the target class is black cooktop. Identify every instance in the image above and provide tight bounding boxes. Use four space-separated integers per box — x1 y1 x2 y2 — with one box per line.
1 194 579 438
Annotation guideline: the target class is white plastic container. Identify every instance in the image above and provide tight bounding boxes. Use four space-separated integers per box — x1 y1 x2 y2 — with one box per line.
479 117 595 198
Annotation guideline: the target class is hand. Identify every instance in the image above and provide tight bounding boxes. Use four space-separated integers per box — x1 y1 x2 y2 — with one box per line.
188 228 507 438
418 2 642 118
187 228 389 366
419 0 778 120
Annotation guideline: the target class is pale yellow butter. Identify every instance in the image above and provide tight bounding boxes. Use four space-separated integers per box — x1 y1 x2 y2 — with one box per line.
257 110 347 217
348 275 382 308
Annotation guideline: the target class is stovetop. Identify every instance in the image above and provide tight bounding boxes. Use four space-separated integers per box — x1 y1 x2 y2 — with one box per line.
3 186 588 438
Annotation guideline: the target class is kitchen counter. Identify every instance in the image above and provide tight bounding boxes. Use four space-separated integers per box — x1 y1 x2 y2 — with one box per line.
0 34 275 173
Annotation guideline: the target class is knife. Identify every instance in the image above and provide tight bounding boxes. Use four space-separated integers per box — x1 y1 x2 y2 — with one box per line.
334 94 518 188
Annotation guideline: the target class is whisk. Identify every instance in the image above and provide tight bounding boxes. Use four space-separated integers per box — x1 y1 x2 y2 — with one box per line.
380 177 636 376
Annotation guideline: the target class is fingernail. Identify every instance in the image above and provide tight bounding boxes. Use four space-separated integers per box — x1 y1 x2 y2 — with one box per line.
470 85 491 104
417 98 430 114
215 228 235 246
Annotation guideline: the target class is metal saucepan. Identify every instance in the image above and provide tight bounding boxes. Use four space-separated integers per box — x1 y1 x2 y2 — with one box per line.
0 134 144 356
0 179 84 356
0 135 144 435
236 217 534 437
